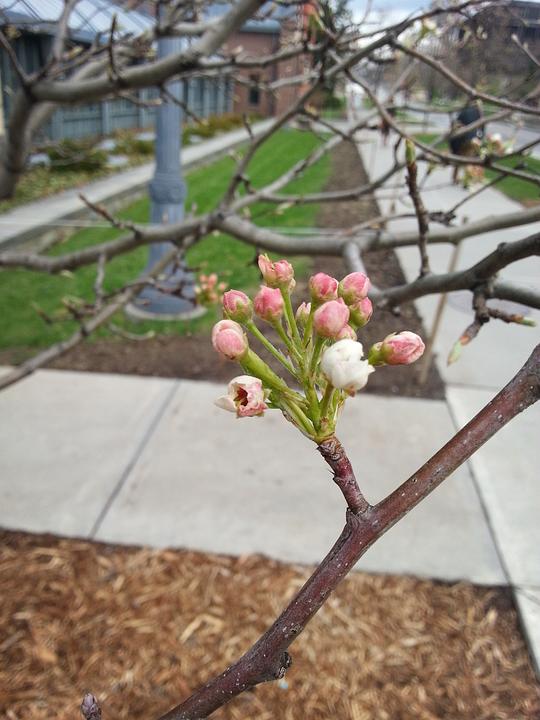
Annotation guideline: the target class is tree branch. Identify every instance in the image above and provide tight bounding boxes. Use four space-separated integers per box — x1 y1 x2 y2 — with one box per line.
153 344 540 719
0 215 204 273
375 232 540 309
30 0 268 103
318 435 371 513
393 39 540 117
405 142 430 276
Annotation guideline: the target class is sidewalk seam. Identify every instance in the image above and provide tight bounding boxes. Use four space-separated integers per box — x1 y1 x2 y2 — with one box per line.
447 396 540 677
446 388 515 592
89 380 180 538
444 391 513 587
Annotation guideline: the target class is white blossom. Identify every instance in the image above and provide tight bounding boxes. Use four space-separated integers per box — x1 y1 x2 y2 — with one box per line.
320 339 374 394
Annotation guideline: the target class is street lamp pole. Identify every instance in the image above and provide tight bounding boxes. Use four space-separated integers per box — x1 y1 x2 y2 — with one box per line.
128 24 203 320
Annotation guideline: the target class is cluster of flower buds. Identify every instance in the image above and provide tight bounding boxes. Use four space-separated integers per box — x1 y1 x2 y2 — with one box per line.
195 272 227 306
211 255 425 443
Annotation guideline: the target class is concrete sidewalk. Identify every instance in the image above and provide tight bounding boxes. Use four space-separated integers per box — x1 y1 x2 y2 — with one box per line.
0 120 273 250
356 131 540 673
0 367 507 586
0 366 537 677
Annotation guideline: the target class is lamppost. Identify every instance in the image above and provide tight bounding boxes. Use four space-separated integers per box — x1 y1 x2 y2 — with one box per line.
127 26 204 320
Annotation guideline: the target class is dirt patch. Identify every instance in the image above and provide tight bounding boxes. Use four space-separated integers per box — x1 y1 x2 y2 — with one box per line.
5 139 444 400
1 530 538 720
314 140 444 399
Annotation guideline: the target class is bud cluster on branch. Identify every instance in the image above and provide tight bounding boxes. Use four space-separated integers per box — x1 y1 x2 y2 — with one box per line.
212 256 425 443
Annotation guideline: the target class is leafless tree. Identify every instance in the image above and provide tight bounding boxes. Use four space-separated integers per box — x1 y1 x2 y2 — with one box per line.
0 1 539 717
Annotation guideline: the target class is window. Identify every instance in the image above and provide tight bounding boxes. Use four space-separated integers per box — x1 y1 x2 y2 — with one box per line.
248 75 260 106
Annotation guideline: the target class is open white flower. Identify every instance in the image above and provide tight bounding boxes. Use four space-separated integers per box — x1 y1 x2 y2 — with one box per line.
320 339 374 394
215 375 268 417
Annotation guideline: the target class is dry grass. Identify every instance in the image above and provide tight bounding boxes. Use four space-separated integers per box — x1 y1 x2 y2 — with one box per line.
1 530 539 720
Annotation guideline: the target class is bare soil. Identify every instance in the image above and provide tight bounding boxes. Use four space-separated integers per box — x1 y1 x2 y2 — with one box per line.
37 140 444 400
2 530 539 720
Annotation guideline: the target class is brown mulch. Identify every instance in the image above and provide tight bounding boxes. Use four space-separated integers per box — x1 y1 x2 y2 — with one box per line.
1 530 539 720
313 141 444 399
32 139 443 400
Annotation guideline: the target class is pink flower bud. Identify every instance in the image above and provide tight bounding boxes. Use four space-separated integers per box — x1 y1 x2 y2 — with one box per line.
254 285 284 323
339 272 371 304
258 254 295 289
215 375 268 417
336 324 357 340
309 272 338 303
211 319 248 360
371 331 425 365
222 289 252 323
349 297 373 328
313 299 350 339
295 301 311 325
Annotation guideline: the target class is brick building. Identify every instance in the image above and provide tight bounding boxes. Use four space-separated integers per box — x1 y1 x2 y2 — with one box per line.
225 4 315 117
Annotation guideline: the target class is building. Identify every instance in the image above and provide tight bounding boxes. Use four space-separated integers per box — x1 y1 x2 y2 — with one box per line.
453 0 540 93
0 0 233 141
0 0 316 142
224 3 315 117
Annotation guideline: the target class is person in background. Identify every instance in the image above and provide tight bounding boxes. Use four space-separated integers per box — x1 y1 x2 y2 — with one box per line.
449 100 485 184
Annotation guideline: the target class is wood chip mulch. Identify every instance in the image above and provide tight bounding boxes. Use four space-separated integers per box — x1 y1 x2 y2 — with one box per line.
2 530 539 720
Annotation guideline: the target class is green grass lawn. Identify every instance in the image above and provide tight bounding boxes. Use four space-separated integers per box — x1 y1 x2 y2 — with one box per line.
0 129 331 351
484 155 540 203
414 133 540 203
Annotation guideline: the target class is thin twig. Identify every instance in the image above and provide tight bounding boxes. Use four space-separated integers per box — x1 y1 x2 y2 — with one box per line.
78 194 139 234
405 140 430 276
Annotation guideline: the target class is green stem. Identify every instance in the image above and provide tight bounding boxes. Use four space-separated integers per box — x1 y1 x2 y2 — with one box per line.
309 336 325 377
241 349 307 410
302 304 315 350
274 320 303 364
305 384 321 428
246 321 298 379
241 349 290 395
331 388 345 418
280 398 315 440
281 289 303 350
319 381 335 421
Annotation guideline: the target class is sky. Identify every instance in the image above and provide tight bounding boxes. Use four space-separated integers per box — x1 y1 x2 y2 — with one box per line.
351 0 432 27
351 0 540 25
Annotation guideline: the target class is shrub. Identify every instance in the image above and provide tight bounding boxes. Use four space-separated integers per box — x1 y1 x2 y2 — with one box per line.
322 93 346 111
114 130 154 156
45 139 108 173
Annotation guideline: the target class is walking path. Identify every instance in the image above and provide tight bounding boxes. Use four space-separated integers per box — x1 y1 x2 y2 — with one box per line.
0 121 538 673
356 129 540 674
0 120 273 250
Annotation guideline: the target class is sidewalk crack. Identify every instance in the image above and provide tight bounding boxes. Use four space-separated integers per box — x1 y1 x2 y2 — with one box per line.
89 380 180 538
